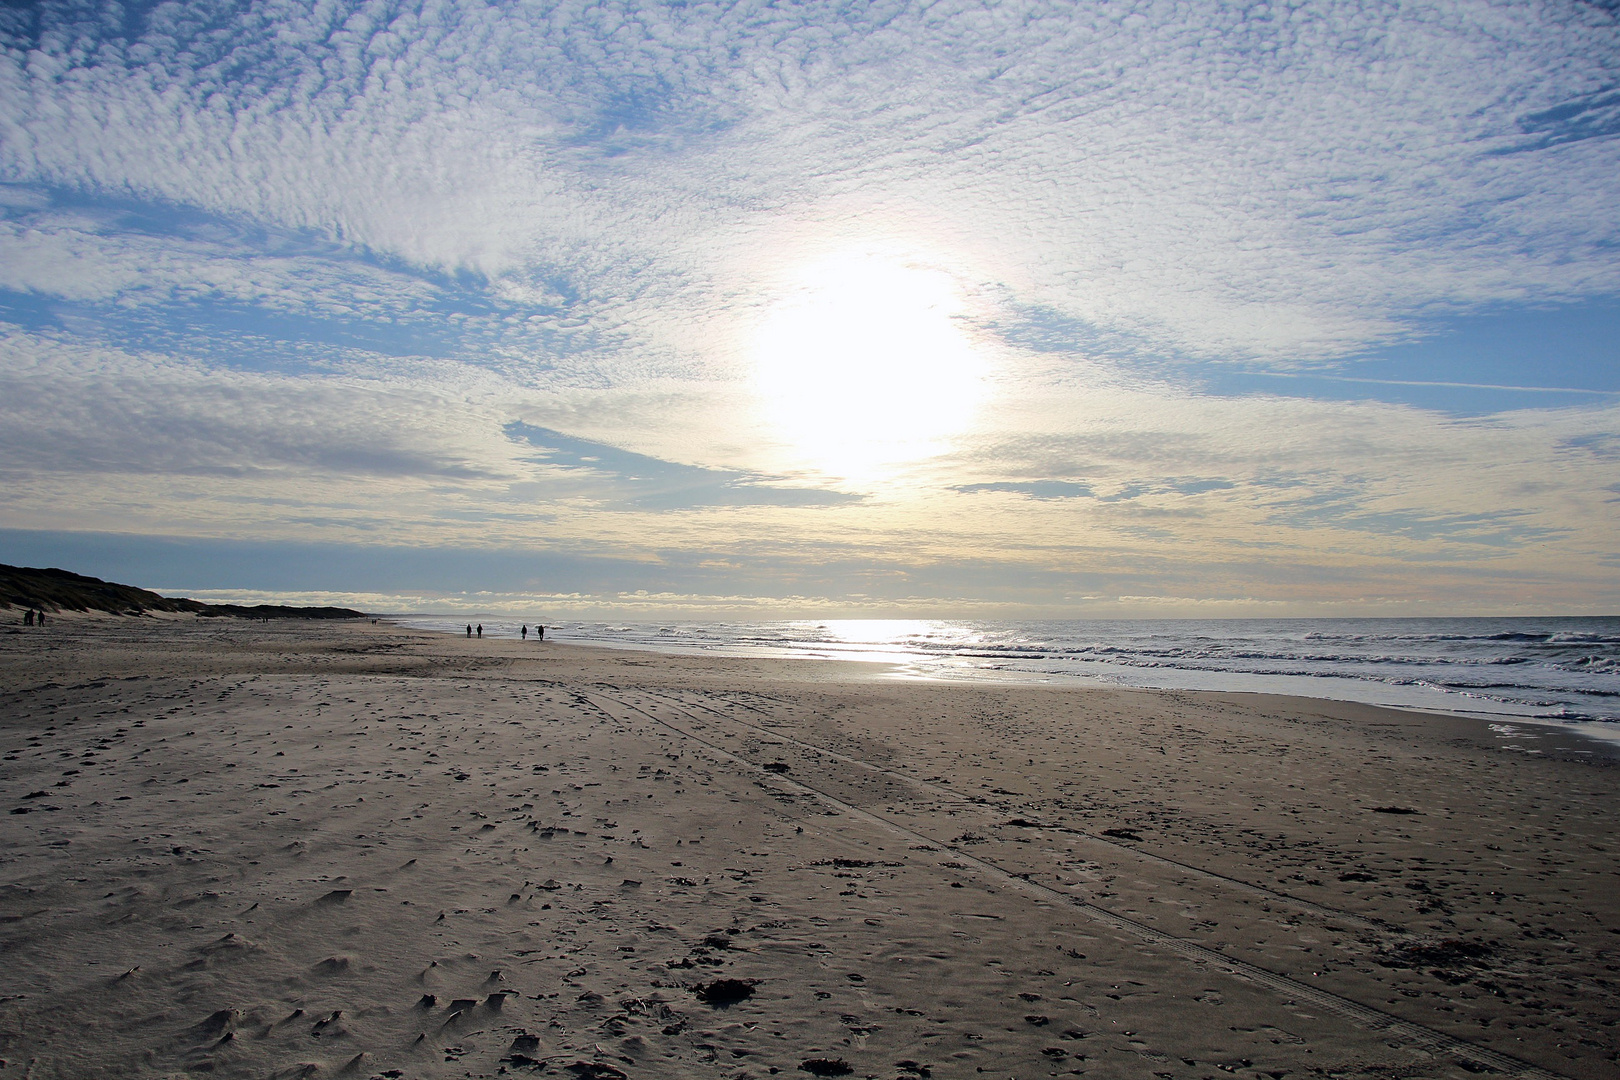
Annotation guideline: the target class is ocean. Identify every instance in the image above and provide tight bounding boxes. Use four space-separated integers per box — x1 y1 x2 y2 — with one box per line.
381 616 1620 738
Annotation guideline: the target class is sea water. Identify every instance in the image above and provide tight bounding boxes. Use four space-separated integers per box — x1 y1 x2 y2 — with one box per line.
381 616 1620 736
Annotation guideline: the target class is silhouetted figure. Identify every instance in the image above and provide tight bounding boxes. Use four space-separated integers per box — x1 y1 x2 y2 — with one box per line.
537 625 544 641
521 624 527 640
36 610 45 626
23 609 34 626
476 623 482 638
466 624 472 638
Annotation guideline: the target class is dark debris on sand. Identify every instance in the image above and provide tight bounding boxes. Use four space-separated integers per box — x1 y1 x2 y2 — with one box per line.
690 977 758 1007
1376 937 1495 983
564 1062 629 1080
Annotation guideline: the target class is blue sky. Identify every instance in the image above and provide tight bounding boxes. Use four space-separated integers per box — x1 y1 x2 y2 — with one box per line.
1 0 1617 616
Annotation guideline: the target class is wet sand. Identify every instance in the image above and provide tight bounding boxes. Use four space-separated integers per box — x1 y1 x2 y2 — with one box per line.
1 616 1615 1080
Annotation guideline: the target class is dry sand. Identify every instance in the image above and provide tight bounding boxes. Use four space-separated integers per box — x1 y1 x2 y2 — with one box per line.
0 616 1615 1080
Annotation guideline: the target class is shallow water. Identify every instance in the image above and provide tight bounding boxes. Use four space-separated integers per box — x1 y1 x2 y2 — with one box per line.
382 615 1620 739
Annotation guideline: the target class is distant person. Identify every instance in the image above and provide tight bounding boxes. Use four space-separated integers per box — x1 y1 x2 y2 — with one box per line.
538 625 544 641
476 623 483 638
466 624 472 638
23 609 34 626
521 624 527 640
36 610 45 626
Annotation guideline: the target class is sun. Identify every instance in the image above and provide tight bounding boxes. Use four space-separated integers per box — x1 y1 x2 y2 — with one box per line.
750 251 988 478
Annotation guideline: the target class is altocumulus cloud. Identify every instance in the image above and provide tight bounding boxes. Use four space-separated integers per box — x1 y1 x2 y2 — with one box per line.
4 0 1618 364
0 0 1617 614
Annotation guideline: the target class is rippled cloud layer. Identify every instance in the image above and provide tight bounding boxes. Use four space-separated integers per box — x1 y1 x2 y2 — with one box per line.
1 0 1617 613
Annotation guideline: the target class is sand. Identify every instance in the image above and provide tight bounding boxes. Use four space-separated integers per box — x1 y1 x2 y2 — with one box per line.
1 616 1616 1080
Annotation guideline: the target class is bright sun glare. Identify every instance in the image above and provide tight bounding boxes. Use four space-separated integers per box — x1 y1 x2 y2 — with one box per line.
751 252 988 478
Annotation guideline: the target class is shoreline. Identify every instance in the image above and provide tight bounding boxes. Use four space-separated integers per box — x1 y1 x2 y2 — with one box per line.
12 610 1620 757
378 613 1620 754
2 617 1617 1079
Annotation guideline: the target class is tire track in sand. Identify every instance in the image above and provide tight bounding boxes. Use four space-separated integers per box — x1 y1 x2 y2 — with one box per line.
634 686 1403 936
583 688 1572 1080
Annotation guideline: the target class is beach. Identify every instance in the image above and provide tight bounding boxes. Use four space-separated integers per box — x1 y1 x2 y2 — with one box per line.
1 617 1615 1080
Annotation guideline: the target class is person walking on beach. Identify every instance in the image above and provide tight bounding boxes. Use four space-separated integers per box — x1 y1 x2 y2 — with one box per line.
476 623 482 638
35 609 45 626
465 624 472 638
538 624 544 641
23 609 34 626
521 624 527 640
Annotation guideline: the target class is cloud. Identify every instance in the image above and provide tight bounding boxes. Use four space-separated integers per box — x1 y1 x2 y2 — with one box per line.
0 328 504 480
504 421 859 510
1 0 1616 367
952 474 1235 503
0 194 617 377
1 2 1618 613
1261 490 1570 550
953 481 1096 500
1498 85 1620 153
1559 432 1620 461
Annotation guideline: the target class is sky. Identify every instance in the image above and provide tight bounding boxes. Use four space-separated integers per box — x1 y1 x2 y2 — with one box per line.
1 0 1618 618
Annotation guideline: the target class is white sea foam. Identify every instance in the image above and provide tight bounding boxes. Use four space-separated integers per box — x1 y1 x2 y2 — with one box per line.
381 616 1620 737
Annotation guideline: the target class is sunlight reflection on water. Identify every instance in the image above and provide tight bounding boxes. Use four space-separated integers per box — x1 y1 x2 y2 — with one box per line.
380 615 1620 741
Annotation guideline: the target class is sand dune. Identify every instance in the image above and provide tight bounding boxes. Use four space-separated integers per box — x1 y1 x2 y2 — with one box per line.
1 616 1615 1079
0 563 364 620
